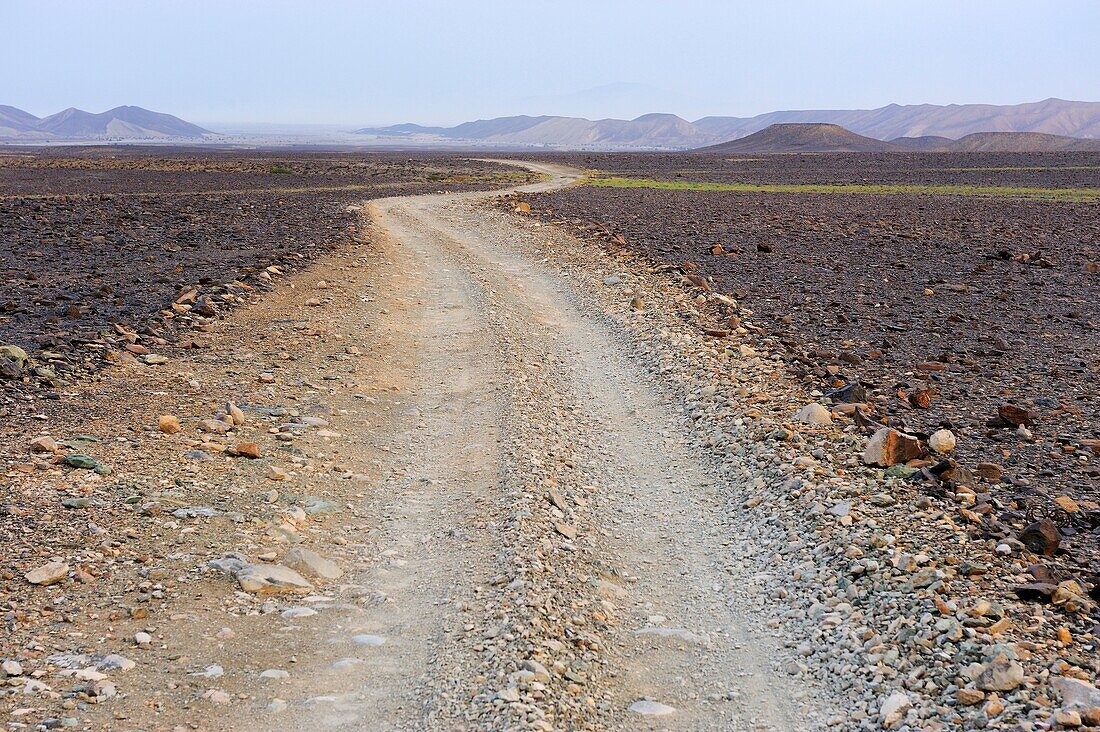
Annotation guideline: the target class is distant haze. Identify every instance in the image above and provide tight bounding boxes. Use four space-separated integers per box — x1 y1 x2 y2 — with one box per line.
4 0 1100 128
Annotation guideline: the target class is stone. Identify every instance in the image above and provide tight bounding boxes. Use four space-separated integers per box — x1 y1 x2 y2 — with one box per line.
1055 495 1080 513
267 699 288 714
521 659 551 683
259 669 289 680
928 428 956 453
226 402 246 426
352 635 386 646
140 354 168 365
199 419 230 435
956 688 985 706
158 415 181 434
29 436 58 453
863 427 923 467
229 442 261 459
284 547 343 580
977 653 1024 691
2 660 24 677
795 403 832 426
1054 709 1082 727
880 691 911 727
134 632 152 646
25 561 69 586
235 565 312 595
1053 677 1100 712
266 465 289 481
998 404 1034 426
554 522 577 540
975 462 1003 482
0 345 29 367
628 700 676 716
603 274 621 286
1018 519 1061 556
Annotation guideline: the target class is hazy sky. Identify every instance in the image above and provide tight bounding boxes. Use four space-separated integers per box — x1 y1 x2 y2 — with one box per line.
5 0 1099 129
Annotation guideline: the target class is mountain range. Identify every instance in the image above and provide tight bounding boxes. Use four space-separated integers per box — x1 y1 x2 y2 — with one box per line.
700 123 1100 154
0 105 209 140
358 98 1100 150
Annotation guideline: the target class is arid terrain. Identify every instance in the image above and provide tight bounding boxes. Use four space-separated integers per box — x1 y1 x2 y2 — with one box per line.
1 149 1098 732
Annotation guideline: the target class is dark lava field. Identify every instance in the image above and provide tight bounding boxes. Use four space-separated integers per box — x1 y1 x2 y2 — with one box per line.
516 152 1100 564
0 149 526 393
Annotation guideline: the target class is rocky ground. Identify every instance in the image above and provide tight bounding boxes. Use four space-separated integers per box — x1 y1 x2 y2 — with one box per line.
0 149 530 401
511 151 1099 596
1 155 1098 732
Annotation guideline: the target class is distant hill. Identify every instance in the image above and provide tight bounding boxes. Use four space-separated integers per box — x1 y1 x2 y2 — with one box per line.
0 105 210 140
944 131 1100 152
694 98 1100 142
357 112 715 150
697 123 896 153
888 135 955 151
359 98 1100 151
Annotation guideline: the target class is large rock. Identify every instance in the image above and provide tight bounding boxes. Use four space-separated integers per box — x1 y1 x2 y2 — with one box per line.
1019 519 1061 556
977 653 1024 691
863 428 923 467
25 561 69 586
235 564 312 595
928 429 956 454
795 403 832 426
1054 676 1100 712
284 547 342 580
998 404 1035 426
880 691 911 727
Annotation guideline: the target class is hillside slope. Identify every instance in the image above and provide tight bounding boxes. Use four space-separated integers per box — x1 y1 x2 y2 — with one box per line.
698 123 897 153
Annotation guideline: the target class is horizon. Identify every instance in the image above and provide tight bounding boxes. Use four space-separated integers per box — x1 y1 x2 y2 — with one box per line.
6 96 1098 134
5 0 1100 127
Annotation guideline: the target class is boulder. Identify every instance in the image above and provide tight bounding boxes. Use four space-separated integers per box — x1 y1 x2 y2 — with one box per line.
795 403 832 426
235 564 312 595
928 429 956 454
863 428 923 467
1019 519 1061 556
25 561 69 586
880 691 911 727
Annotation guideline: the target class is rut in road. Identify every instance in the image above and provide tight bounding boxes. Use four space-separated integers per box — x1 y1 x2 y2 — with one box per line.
254 165 818 731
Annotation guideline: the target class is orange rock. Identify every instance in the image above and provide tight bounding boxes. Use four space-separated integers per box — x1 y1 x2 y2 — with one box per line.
158 415 181 434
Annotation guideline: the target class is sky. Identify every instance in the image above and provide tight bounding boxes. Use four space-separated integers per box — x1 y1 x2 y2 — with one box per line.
4 0 1099 129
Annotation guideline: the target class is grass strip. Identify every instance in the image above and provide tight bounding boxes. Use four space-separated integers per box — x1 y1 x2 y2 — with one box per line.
582 175 1100 202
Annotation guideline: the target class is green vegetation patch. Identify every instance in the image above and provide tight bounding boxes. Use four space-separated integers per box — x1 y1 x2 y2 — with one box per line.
582 175 1100 202
269 166 296 175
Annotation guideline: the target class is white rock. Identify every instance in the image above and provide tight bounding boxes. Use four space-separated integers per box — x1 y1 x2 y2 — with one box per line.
284 547 343 580
880 691 911 727
235 564 312 595
1053 676 1100 711
795 403 832 426
2 660 23 676
267 698 288 713
134 632 152 646
928 428 956 453
24 561 69 586
352 634 386 646
629 700 676 716
260 669 290 680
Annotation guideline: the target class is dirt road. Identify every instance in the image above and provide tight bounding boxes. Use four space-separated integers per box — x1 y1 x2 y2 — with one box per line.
209 163 817 730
